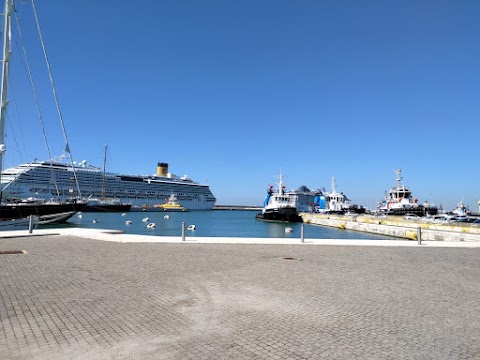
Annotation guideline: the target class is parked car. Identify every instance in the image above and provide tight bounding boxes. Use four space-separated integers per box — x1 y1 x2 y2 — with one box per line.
425 214 452 224
453 216 476 223
403 213 421 220
370 213 387 218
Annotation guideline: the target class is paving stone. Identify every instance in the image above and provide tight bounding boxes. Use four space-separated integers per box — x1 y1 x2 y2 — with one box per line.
0 236 479 359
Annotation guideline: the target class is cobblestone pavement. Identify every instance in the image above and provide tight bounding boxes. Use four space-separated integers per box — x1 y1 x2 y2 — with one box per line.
0 235 479 359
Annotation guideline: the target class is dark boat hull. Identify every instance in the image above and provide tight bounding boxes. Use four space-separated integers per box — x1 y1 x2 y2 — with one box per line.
0 202 86 222
386 206 438 217
130 206 189 212
82 204 132 212
256 207 303 223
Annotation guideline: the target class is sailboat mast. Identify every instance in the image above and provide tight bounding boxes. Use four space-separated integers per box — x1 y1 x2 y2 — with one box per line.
101 144 107 201
0 0 12 173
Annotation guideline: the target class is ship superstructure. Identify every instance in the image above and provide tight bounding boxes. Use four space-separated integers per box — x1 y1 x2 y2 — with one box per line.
285 185 320 213
1 161 216 210
378 169 437 216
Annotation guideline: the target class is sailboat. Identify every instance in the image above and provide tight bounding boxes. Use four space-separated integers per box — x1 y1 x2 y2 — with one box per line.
0 0 86 226
82 144 132 212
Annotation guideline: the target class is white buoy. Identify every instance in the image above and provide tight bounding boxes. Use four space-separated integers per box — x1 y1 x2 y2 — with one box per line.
121 213 127 217
187 224 196 231
164 215 170 219
142 217 149 222
93 219 98 224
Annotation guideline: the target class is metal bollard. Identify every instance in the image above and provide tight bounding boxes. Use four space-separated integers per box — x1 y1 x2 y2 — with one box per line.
300 223 305 243
182 221 185 241
417 227 422 245
28 215 34 234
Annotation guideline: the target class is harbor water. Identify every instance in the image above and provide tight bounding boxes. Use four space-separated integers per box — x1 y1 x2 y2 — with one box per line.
51 210 399 240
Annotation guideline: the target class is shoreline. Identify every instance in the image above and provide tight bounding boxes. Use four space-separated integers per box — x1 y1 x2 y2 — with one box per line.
2 227 480 247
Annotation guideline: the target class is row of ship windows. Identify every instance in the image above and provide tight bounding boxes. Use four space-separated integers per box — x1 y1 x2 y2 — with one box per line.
17 180 210 194
22 171 198 185
29 188 212 199
17 176 205 191
28 187 208 197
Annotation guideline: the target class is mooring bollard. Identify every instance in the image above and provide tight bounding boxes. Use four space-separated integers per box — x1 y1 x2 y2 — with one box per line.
301 223 305 243
182 221 185 241
28 215 34 234
417 227 422 245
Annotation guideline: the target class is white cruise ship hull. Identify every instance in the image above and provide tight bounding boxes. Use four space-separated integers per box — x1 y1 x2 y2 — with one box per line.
1 161 216 211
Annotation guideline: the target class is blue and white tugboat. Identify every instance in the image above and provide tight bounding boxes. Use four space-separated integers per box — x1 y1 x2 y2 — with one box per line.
255 172 303 223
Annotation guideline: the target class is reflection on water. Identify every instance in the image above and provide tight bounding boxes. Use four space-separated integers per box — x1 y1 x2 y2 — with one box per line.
45 210 397 240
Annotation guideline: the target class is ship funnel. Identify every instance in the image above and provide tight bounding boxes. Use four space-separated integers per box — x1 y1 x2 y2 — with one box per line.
157 162 168 176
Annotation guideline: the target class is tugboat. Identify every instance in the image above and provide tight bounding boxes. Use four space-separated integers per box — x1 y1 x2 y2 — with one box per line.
378 169 437 216
255 172 303 223
311 177 365 214
131 193 189 212
450 200 470 217
154 194 189 212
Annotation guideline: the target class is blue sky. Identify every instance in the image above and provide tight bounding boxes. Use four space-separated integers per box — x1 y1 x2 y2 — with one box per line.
3 0 480 210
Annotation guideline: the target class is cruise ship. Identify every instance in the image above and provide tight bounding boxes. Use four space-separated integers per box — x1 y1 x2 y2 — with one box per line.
1 161 216 210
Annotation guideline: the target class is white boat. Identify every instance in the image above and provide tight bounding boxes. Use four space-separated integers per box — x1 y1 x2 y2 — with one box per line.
450 200 470 217
312 177 365 214
377 169 438 216
313 177 350 213
255 172 303 223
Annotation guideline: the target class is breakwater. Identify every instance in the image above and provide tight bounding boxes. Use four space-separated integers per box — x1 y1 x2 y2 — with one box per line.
301 213 480 242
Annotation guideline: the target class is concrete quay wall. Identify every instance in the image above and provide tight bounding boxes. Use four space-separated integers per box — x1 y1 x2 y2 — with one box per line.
301 213 480 242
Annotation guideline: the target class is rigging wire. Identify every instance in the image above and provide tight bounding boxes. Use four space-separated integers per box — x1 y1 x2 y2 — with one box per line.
13 4 61 197
30 0 82 197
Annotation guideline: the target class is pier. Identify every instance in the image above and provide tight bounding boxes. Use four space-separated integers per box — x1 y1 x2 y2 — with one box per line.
301 213 480 242
214 205 262 210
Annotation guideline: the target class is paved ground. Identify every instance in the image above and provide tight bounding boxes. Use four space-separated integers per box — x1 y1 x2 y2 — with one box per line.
0 232 479 359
